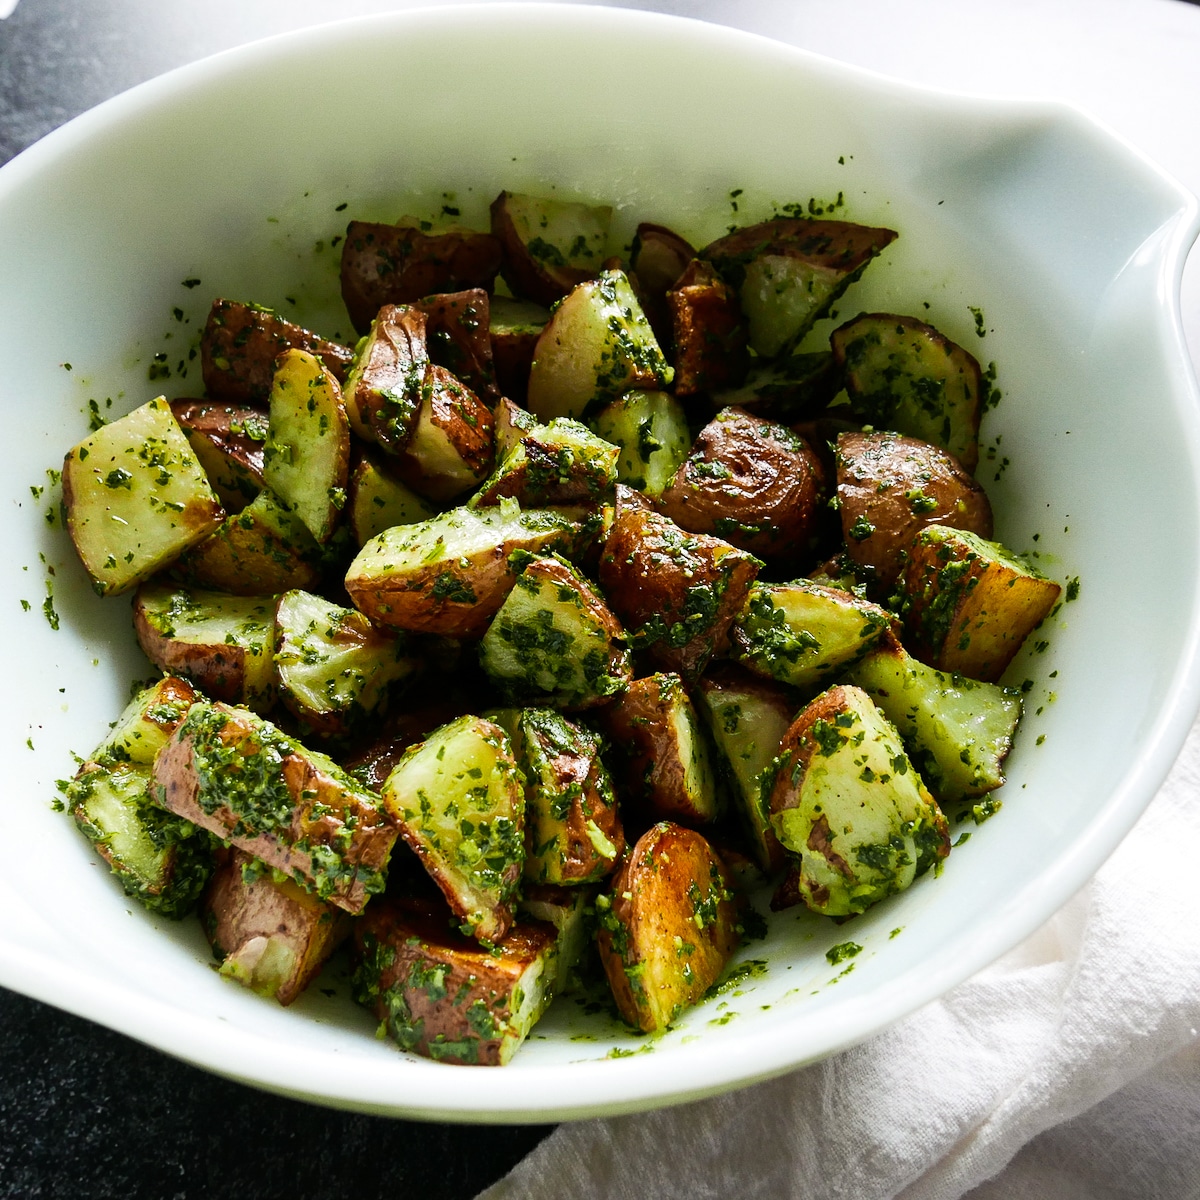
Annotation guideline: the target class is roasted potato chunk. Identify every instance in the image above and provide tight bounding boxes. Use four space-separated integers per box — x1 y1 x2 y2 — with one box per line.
340 220 502 334
479 553 631 710
598 506 760 681
341 304 429 456
472 416 617 508
526 270 673 421
344 502 591 637
416 288 500 405
391 366 495 503
597 673 720 827
489 296 550 403
133 583 277 710
346 449 438 546
630 221 696 342
63 397 225 596
353 895 557 1065
713 351 842 422
263 349 351 544
658 407 825 561
900 525 1062 681
490 190 612 307
590 390 690 499
836 430 992 591
93 675 197 767
767 684 949 917
491 707 624 885
65 759 213 918
702 217 897 357
169 399 267 514
200 298 352 403
595 822 739 1033
694 664 793 872
202 848 351 1005
154 701 396 914
274 589 417 736
174 487 320 596
380 714 524 943
519 883 594 996
732 579 893 690
832 313 984 471
847 634 1022 802
667 259 749 396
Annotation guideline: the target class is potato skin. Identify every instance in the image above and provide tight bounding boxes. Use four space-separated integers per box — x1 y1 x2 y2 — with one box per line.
169 400 267 513
154 702 396 914
598 506 759 681
415 288 501 406
595 822 739 1033
836 430 992 590
200 299 352 403
353 896 557 1065
340 221 503 334
667 259 748 396
657 407 825 561
202 848 351 1006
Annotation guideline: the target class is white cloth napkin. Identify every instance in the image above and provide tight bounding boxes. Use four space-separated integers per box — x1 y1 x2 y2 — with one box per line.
478 716 1200 1199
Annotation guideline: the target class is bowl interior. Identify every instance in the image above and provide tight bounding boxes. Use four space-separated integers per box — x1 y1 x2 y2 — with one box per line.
0 4 1198 1120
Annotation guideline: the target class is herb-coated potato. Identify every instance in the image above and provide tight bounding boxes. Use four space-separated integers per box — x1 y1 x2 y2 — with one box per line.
479 553 631 710
489 190 612 308
169 399 267 514
767 684 950 917
590 389 690 499
594 821 739 1033
701 217 898 357
133 583 277 710
713 351 842 422
202 848 351 1006
597 673 720 827
519 883 594 996
489 296 550 403
391 366 495 502
598 506 760 681
341 304 428 456
340 220 503 334
831 312 984 471
344 502 592 637
353 895 558 1065
63 397 226 597
416 288 501 406
900 525 1062 682
380 714 524 943
836 430 993 592
667 259 748 396
658 407 825 561
154 701 396 914
345 448 438 546
200 298 353 404
491 707 625 886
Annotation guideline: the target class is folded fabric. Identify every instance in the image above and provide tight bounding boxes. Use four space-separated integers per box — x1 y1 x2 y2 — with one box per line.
478 714 1200 1200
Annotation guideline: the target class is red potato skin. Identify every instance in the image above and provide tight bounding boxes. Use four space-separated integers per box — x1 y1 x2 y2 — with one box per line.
489 193 597 308
667 259 748 396
598 506 760 682
836 430 993 591
700 216 898 277
345 304 430 457
153 705 396 915
340 221 503 334
414 289 501 406
202 848 351 1006
169 400 267 513
200 299 353 403
657 407 825 562
631 222 696 346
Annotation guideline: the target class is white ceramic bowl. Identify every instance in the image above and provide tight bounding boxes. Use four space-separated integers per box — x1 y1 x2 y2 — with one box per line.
1 3 1198 1122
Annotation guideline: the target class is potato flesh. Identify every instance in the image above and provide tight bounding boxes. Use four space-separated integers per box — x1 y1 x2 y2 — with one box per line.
381 715 524 943
63 397 225 596
590 390 690 499
478 554 631 709
263 349 351 543
526 270 673 420
96 675 197 766
347 451 437 545
595 822 739 1033
768 685 949 916
848 639 1021 802
134 583 276 709
733 579 892 690
274 588 416 734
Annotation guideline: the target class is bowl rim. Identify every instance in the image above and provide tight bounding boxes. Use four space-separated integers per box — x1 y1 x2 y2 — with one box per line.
2 1 1199 1122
